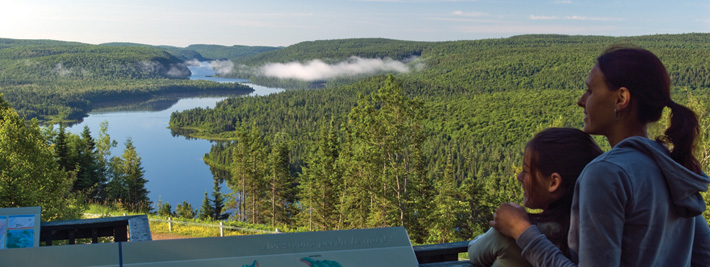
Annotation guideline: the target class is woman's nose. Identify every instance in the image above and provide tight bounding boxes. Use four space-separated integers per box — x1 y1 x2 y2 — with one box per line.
578 93 587 107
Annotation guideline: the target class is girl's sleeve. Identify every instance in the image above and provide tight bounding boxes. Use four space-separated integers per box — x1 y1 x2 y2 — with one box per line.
517 225 576 267
692 215 710 266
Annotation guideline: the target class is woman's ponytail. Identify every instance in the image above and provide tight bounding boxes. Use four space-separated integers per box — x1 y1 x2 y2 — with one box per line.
662 101 701 174
597 46 702 174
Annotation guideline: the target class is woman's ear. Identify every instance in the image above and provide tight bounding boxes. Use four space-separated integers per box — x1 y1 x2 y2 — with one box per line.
615 87 631 111
547 172 562 194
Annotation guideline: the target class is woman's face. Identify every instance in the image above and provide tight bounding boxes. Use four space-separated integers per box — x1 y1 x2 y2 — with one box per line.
518 149 553 210
578 64 618 136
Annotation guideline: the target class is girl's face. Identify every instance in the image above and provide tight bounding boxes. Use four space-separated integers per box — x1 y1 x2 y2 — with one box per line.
578 64 618 136
518 148 554 210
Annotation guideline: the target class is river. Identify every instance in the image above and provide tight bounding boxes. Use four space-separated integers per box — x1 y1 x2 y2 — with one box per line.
67 61 283 212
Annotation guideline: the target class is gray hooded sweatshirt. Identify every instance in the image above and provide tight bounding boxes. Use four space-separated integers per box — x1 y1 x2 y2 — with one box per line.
516 136 710 266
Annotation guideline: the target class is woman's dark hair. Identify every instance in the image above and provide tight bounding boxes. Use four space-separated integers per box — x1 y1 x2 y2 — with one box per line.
526 128 603 210
597 46 701 174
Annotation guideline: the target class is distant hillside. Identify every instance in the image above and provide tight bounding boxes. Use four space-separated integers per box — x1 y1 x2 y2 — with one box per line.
1 40 190 82
101 42 281 62
235 38 429 65
230 34 710 93
0 38 253 122
185 44 281 61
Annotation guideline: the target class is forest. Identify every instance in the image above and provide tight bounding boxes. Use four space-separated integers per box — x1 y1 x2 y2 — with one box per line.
169 34 710 243
0 39 256 123
1 34 709 245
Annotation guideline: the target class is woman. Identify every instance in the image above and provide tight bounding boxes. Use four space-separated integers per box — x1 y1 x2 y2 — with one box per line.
490 47 710 266
468 128 602 267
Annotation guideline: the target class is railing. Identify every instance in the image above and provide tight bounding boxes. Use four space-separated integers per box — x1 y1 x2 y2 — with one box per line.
414 241 472 267
45 214 471 266
154 217 275 236
40 215 151 246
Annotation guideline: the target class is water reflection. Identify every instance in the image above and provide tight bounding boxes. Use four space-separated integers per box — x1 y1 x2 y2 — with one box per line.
66 62 283 212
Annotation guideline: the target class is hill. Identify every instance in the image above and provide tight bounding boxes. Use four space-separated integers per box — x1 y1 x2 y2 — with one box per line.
168 33 710 242
0 39 253 122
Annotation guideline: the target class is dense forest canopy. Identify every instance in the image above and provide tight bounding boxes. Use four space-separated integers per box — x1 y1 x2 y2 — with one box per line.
169 33 710 243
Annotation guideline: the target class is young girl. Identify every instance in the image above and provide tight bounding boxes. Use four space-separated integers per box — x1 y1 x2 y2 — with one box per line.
491 47 710 266
468 128 602 266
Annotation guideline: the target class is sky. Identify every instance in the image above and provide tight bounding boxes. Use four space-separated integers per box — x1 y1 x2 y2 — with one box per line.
1 0 708 48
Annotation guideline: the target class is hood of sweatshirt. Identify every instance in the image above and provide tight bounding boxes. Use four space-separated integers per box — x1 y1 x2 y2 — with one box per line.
616 136 710 217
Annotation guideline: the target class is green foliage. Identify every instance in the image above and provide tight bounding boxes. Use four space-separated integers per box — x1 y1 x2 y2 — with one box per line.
106 138 151 213
0 38 254 123
0 95 83 220
176 201 196 219
157 201 174 217
185 44 280 61
168 34 710 243
198 192 214 221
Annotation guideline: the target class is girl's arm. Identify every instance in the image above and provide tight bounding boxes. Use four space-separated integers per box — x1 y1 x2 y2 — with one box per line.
491 203 576 267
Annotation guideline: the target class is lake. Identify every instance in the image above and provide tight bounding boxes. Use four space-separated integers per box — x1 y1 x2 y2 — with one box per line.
67 62 283 212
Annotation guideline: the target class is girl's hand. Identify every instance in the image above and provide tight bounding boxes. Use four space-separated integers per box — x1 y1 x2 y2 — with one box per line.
489 202 532 240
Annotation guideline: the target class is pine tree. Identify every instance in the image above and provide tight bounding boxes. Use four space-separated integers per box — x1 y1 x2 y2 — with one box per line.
176 201 196 219
267 132 294 227
108 138 151 212
54 124 72 172
198 192 214 220
339 74 428 233
157 200 174 217
428 151 463 243
212 178 229 220
228 123 267 223
74 126 105 201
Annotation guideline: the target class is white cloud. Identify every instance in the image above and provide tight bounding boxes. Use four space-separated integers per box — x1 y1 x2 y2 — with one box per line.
529 15 623 22
554 0 572 4
530 15 559 20
209 60 235 75
453 11 488 17
566 15 623 21
456 24 619 35
259 56 416 81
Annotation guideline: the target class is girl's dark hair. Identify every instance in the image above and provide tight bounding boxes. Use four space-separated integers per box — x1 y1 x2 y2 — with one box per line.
526 128 602 257
597 46 701 174
527 128 603 210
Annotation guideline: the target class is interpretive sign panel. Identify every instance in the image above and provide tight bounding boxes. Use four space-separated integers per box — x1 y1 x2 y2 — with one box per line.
0 206 40 249
122 226 418 266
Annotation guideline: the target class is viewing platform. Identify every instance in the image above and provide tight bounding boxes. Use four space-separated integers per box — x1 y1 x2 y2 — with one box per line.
1 215 473 266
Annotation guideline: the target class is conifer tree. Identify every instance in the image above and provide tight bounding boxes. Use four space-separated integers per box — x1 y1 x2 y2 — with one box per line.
74 126 105 201
299 122 341 230
107 138 151 212
212 178 229 220
198 192 214 220
428 152 462 243
54 124 72 172
176 201 196 219
339 74 428 235
267 132 295 227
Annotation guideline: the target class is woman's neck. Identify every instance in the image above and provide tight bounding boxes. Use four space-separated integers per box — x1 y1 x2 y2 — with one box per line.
607 122 648 147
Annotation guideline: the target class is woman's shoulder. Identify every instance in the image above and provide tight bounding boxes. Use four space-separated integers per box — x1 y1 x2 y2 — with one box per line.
585 138 662 174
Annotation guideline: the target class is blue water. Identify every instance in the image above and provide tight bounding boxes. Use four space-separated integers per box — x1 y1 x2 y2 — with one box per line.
67 62 283 212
